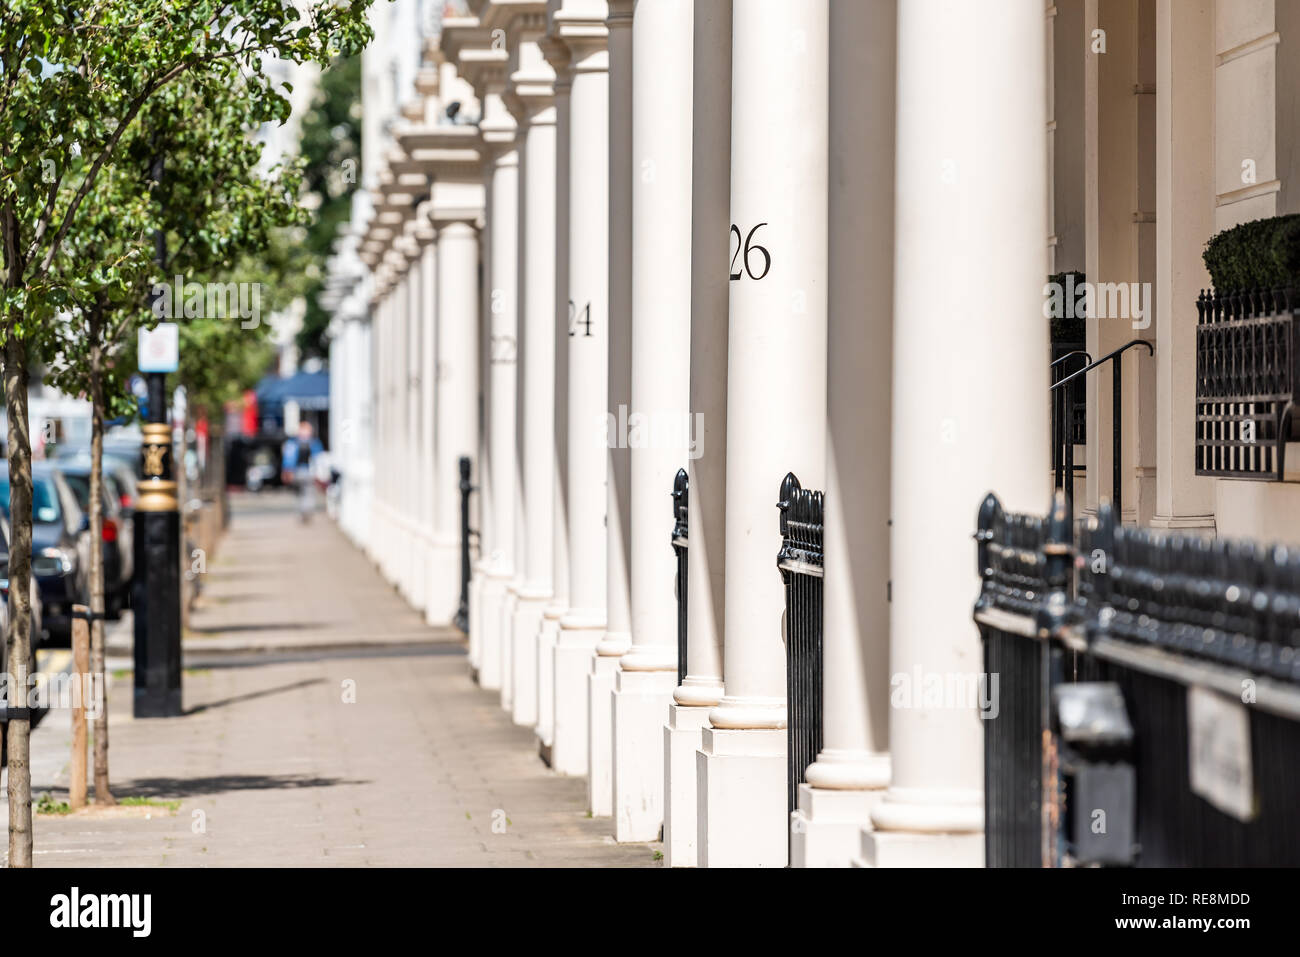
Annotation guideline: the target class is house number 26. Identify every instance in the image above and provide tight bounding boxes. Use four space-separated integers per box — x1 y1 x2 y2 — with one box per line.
729 223 771 281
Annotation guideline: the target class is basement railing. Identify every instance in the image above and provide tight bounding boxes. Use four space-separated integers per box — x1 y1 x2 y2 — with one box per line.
975 489 1300 867
1195 287 1300 480
777 472 824 819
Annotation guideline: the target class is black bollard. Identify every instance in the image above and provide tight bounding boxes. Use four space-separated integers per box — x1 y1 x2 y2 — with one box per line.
133 406 182 717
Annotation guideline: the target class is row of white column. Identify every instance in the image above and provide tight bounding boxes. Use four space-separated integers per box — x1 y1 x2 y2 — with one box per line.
379 0 1054 868
367 198 482 634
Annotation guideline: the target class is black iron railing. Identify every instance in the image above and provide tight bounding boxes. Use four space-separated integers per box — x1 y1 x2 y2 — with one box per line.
455 455 476 634
672 468 689 686
1195 287 1300 479
777 472 824 818
1051 344 1089 494
1050 339 1153 519
976 490 1300 867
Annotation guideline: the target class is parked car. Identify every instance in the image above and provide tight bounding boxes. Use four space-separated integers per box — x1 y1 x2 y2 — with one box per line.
56 462 135 619
0 462 91 645
0 515 44 765
57 445 141 519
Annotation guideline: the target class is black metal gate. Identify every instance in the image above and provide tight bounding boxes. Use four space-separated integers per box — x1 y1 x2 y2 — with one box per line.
778 472 824 818
672 468 689 686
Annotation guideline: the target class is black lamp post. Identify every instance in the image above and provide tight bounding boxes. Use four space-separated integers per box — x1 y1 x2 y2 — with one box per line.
133 152 182 718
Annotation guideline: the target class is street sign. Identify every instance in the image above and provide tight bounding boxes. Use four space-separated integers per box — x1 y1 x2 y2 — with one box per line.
138 323 179 373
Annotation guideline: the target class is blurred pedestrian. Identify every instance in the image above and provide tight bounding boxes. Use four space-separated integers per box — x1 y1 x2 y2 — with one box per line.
281 421 324 523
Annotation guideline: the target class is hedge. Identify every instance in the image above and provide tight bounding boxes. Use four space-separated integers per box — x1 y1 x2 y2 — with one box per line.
1202 214 1300 293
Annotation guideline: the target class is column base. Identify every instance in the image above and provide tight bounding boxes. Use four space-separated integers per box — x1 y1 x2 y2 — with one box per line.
467 564 486 672
791 783 883 868
612 668 676 842
424 539 462 628
476 572 509 690
535 608 562 750
587 654 620 816
663 703 710 866
853 827 984 868
510 591 548 727
552 620 603 776
696 726 787 867
499 588 519 711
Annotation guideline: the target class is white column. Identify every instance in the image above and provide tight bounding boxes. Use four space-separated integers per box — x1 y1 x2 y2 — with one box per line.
537 29 574 760
664 0 729 868
861 0 1048 868
509 31 558 729
404 227 428 611
552 13 609 777
698 0 829 869
791 0 894 869
429 215 483 627
477 85 520 693
611 0 694 844
1151 0 1214 530
418 214 439 617
588 0 631 817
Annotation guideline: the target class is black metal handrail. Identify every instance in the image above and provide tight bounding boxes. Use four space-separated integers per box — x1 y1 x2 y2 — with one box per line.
1051 338 1153 520
672 468 689 686
777 472 824 820
455 455 477 635
1051 349 1090 495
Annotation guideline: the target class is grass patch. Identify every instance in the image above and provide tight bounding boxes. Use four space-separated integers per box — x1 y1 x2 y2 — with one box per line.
36 793 71 815
652 850 663 861
111 669 131 680
119 796 181 814
183 668 210 677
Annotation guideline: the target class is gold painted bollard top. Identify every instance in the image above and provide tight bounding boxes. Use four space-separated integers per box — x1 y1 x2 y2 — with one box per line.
138 423 178 512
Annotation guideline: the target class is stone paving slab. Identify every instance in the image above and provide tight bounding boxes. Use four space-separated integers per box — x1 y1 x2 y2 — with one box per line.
3 490 660 867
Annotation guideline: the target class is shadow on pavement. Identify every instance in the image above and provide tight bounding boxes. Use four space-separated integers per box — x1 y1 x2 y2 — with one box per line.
111 773 369 798
183 677 325 715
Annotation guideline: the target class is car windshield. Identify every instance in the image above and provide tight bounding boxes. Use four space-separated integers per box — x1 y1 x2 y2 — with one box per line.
0 476 61 523
61 473 110 513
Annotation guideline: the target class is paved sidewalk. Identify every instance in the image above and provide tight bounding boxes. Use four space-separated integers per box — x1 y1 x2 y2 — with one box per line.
6 491 659 867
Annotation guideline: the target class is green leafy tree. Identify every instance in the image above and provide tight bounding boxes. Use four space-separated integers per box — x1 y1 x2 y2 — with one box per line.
0 0 376 868
44 69 310 808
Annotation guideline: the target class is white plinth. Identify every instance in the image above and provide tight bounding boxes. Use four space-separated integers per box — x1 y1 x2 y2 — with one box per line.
510 593 547 727
790 783 882 868
854 827 984 868
498 589 519 711
552 621 602 776
424 539 462 628
663 702 710 866
536 611 561 755
587 654 620 817
696 726 787 867
611 668 675 842
468 564 486 677
477 573 509 690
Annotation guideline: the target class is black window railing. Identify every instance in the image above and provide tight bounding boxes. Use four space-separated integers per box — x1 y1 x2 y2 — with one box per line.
777 472 824 819
1195 286 1300 479
672 468 689 686
975 489 1300 867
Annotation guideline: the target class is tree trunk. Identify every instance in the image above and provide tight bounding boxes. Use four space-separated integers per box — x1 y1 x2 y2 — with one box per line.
88 314 114 804
4 332 34 867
